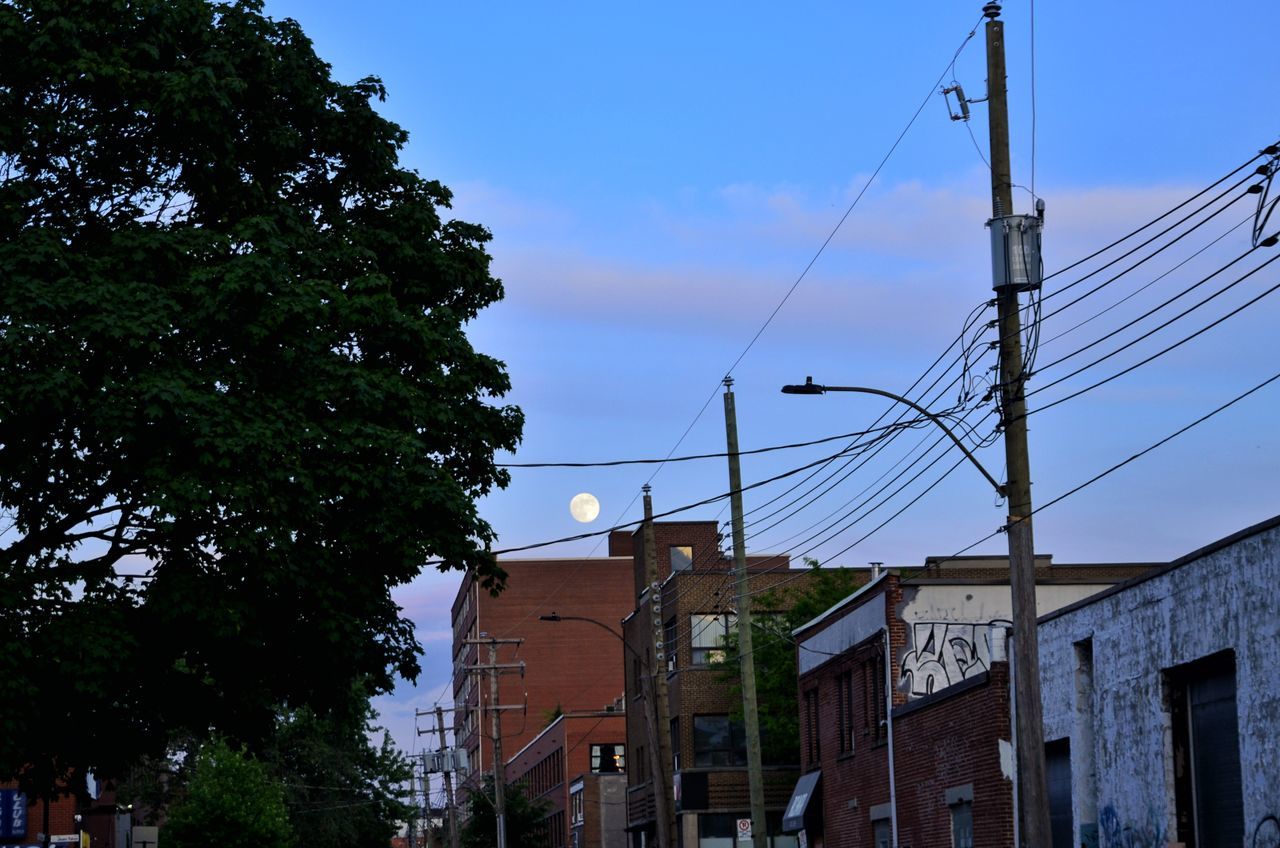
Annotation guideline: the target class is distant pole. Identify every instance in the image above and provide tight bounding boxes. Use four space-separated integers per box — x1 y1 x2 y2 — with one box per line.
642 486 676 848
983 3 1051 844
436 705 461 848
488 639 508 848
722 379 767 848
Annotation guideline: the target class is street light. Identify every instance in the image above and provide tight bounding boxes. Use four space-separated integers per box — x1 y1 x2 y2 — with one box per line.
781 373 1049 840
781 377 1005 497
539 612 625 644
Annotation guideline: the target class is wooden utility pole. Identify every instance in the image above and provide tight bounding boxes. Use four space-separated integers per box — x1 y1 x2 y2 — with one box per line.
983 2 1052 844
436 706 461 848
722 378 767 848
642 486 676 848
463 637 524 848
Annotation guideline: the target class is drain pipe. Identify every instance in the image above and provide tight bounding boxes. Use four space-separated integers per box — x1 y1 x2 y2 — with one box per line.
884 626 899 848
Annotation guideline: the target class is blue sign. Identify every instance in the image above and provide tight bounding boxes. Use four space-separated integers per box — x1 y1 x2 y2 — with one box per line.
0 790 27 840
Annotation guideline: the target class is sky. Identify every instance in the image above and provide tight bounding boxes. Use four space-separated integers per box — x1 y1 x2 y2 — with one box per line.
260 0 1279 759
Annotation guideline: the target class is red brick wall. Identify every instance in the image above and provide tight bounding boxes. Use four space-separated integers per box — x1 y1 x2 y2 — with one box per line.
451 556 634 784
0 786 80 845
796 576 1014 848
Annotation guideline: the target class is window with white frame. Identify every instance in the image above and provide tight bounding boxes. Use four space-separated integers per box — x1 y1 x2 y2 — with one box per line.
690 613 736 665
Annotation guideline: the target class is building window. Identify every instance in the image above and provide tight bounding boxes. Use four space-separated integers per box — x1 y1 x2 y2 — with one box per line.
670 717 681 771
570 786 584 826
692 715 747 767
872 819 891 848
591 743 625 773
690 613 736 665
802 688 820 767
950 801 974 848
670 545 693 571
837 669 855 754
864 648 887 744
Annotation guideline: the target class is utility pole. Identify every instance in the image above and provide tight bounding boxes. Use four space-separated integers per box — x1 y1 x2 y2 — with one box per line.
983 2 1052 844
417 706 462 848
463 637 524 848
722 378 767 848
642 486 676 848
436 705 461 848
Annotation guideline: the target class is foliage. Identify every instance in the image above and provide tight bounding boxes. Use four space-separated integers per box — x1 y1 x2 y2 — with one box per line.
713 561 864 764
265 696 414 848
460 775 552 848
163 738 294 848
0 0 521 796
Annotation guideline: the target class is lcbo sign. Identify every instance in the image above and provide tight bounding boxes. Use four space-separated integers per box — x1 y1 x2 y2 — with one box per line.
736 818 752 842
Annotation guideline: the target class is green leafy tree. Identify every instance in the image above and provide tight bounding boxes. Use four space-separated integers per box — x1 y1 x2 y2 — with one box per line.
164 738 294 848
264 696 414 848
0 0 521 802
460 776 552 848
714 562 864 764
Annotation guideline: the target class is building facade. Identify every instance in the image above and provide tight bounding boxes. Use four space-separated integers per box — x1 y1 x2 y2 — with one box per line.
506 711 629 848
450 538 636 795
1038 515 1280 848
622 519 809 848
786 554 1156 848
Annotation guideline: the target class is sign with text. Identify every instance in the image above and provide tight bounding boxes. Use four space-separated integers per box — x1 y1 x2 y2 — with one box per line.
0 790 27 839
736 818 752 842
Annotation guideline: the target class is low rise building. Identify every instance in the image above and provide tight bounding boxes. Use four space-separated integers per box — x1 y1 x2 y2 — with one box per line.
1038 514 1280 847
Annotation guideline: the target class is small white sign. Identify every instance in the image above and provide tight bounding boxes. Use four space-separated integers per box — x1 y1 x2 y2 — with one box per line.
736 817 752 841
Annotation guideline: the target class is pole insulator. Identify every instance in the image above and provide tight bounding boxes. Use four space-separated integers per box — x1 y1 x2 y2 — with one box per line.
982 2 1001 18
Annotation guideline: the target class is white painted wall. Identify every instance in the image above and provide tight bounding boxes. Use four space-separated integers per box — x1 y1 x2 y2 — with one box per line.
1038 520 1280 847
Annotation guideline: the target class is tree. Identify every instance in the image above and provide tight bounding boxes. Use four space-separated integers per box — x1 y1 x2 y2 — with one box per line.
264 695 414 848
0 0 521 799
163 738 294 848
460 776 552 848
714 562 864 764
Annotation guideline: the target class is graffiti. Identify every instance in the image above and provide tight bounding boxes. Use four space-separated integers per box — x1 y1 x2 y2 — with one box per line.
1255 816 1280 848
899 619 1010 697
1098 805 1166 848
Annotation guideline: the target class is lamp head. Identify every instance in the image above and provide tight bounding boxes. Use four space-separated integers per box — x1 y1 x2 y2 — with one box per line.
780 376 826 395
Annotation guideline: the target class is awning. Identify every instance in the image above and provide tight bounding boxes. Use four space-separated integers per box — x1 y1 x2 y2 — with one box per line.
782 770 822 834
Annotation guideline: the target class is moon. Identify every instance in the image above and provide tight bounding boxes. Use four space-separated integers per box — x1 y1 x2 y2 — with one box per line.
569 492 600 523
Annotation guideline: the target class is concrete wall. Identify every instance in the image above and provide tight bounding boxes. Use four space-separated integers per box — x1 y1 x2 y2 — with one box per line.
1038 517 1280 847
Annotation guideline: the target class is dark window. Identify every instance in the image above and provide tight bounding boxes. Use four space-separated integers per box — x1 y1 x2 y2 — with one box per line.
693 715 747 766
670 717 681 771
873 819 891 848
591 743 625 773
690 613 735 665
802 688 820 767
1046 738 1073 848
670 545 693 571
950 801 973 848
864 648 887 744
664 618 677 671
837 669 855 754
1169 651 1243 846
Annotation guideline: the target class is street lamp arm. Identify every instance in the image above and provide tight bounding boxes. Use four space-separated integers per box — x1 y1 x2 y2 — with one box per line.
538 612 624 642
781 377 1006 497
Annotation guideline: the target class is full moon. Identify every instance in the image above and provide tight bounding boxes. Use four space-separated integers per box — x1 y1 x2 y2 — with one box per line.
569 492 600 523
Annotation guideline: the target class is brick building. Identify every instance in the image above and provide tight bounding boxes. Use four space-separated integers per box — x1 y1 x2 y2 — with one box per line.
621 519 810 848
784 555 1156 848
506 710 629 848
450 542 636 798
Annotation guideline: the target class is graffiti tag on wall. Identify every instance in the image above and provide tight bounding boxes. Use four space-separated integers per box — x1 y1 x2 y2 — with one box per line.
899 619 1010 698
1098 804 1166 848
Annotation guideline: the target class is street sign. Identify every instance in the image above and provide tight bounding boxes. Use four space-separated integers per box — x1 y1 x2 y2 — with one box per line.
736 818 752 842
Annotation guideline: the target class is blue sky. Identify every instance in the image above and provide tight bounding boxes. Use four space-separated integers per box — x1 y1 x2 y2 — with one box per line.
262 1 1279 756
